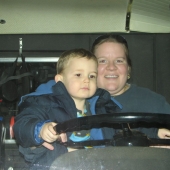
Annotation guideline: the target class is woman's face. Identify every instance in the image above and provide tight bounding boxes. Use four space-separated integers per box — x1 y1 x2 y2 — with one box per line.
94 42 130 96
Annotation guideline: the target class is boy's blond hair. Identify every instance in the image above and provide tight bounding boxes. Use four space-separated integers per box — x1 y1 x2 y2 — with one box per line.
57 48 98 74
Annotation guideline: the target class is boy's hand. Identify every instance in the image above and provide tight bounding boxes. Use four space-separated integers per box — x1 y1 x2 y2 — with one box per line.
40 122 67 150
158 128 170 139
40 122 59 142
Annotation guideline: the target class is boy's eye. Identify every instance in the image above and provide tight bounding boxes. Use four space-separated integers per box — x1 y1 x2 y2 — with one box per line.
89 75 96 79
75 74 81 77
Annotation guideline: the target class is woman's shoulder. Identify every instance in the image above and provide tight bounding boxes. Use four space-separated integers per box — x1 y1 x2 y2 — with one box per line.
129 84 167 101
116 84 170 113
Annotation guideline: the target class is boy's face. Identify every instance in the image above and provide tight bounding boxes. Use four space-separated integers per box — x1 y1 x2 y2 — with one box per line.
59 57 97 101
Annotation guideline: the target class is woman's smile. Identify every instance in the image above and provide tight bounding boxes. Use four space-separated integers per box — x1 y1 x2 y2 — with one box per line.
104 75 118 78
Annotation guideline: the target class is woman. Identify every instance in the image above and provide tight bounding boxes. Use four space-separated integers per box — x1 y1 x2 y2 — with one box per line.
91 34 170 139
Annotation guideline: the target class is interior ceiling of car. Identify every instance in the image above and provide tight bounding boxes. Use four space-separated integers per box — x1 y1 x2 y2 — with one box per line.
0 0 170 103
0 0 170 34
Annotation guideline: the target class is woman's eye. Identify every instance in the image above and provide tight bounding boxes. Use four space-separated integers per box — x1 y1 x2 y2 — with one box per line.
117 60 123 63
115 59 125 64
98 59 107 64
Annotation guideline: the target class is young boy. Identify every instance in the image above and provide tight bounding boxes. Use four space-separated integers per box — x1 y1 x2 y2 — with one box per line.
13 49 120 169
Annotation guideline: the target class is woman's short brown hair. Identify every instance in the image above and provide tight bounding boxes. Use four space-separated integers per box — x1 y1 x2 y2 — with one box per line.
91 34 132 68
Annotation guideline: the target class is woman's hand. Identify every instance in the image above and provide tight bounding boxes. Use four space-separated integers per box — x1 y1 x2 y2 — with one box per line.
40 122 67 150
151 128 170 149
158 128 170 139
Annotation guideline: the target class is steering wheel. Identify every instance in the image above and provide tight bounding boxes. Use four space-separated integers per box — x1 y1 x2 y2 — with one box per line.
50 113 170 170
54 112 170 148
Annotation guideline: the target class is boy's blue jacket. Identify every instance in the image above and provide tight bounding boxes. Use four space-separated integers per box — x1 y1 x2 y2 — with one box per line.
14 80 122 168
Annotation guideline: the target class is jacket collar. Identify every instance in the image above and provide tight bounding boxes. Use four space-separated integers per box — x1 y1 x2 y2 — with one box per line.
52 81 70 96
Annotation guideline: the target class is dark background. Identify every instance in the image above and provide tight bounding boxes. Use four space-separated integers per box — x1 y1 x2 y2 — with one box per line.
0 33 170 105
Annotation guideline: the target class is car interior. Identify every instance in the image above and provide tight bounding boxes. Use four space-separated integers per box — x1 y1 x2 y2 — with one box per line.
0 0 170 169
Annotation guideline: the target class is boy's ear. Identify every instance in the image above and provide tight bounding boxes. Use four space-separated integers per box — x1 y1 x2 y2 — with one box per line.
55 74 63 83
